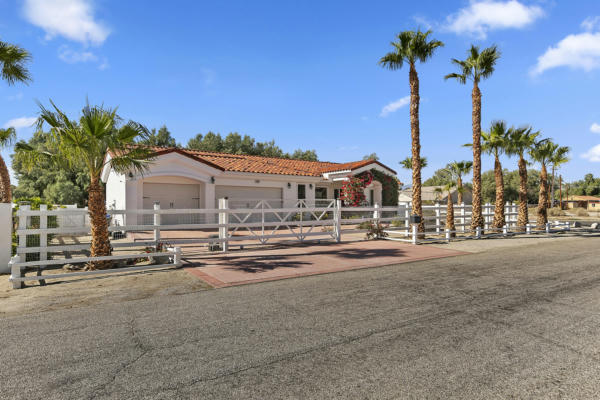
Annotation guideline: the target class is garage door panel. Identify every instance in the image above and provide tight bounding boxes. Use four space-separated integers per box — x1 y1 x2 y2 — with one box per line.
216 186 283 209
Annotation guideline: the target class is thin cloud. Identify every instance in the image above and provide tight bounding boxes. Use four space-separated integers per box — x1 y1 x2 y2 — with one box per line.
582 144 600 162
591 123 600 134
444 0 544 39
58 45 98 63
531 24 600 76
581 16 600 32
380 96 410 117
23 0 110 45
3 116 37 130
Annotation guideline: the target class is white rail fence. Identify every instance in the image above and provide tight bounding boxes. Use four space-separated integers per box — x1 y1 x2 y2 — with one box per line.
8 199 578 288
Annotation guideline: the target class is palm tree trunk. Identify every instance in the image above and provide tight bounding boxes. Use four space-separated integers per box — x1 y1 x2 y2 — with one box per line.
409 63 424 236
517 155 529 230
446 192 456 238
0 155 12 203
471 82 484 232
457 175 463 204
549 166 556 208
492 154 505 228
537 163 549 228
88 176 112 269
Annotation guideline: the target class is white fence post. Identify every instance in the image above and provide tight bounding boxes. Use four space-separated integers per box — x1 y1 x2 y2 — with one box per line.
10 255 22 289
445 228 450 242
17 204 29 261
218 197 229 252
39 204 47 263
0 203 13 274
476 226 482 239
435 202 440 234
484 203 490 230
545 222 550 234
334 199 342 242
153 202 161 245
373 203 379 225
526 223 531 234
173 246 182 267
411 225 418 245
460 203 466 233
502 225 508 237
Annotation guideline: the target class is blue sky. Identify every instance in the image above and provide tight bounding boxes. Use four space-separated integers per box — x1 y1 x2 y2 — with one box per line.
1 0 600 184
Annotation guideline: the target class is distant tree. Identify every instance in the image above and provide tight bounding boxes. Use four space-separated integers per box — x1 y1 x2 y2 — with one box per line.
423 165 453 187
187 132 318 160
570 173 600 196
363 153 379 161
12 130 90 206
481 169 541 205
291 149 318 161
140 125 178 147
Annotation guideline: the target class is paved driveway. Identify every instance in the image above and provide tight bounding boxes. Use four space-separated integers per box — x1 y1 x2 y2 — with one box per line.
1 236 599 399
184 240 466 287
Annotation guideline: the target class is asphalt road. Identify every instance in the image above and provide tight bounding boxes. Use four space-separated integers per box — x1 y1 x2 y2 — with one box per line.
1 236 600 399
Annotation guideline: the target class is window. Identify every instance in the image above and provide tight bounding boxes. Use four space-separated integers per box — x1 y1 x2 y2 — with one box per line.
298 184 306 199
334 189 340 199
369 189 374 205
315 187 327 199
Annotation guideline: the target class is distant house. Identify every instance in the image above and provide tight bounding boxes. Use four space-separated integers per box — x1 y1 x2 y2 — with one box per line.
398 186 472 205
565 195 600 211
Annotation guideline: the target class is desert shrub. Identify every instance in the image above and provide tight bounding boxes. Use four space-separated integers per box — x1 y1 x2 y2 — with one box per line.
548 207 565 217
365 222 389 240
357 220 372 230
575 208 589 217
390 219 404 227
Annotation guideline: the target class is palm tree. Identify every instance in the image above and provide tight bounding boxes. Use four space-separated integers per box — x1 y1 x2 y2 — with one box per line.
480 121 510 228
447 160 472 204
530 139 556 228
506 126 539 229
399 155 428 170
445 45 500 232
380 30 444 234
15 100 154 269
0 39 31 203
438 182 457 238
0 39 32 86
0 128 16 202
548 146 570 208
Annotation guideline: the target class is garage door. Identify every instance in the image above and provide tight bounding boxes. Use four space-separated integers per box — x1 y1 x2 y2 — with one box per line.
216 186 282 208
143 183 202 225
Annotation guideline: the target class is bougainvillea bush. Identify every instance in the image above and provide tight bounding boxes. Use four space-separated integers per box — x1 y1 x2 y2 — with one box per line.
340 169 399 207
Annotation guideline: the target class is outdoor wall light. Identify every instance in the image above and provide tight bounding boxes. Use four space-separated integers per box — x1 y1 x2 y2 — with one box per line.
287 182 291 189
128 172 134 178
210 176 215 184
309 184 313 189
255 179 260 184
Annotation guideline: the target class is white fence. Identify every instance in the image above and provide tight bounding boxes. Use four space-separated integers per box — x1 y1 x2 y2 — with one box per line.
7 199 579 288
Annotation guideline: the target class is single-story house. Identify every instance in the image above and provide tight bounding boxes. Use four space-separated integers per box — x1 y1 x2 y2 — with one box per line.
398 186 472 205
102 147 397 224
565 195 600 211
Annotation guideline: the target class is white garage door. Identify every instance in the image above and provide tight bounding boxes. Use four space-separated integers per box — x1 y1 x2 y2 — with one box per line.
143 183 202 225
216 186 282 208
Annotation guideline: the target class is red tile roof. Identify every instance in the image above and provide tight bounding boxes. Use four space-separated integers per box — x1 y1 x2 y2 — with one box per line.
148 147 396 177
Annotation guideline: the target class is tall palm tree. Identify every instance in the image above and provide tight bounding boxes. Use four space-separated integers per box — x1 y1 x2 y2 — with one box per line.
506 126 539 229
15 100 154 269
445 45 500 232
0 39 32 86
0 128 16 202
480 121 510 228
548 145 569 208
380 30 444 234
447 160 472 204
530 139 556 228
0 39 31 203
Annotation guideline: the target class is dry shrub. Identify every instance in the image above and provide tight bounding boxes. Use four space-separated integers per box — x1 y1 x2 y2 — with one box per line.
575 208 589 217
548 207 565 217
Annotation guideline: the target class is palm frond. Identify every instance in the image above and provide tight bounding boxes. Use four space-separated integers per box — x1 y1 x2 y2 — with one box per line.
0 40 32 85
0 127 16 149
